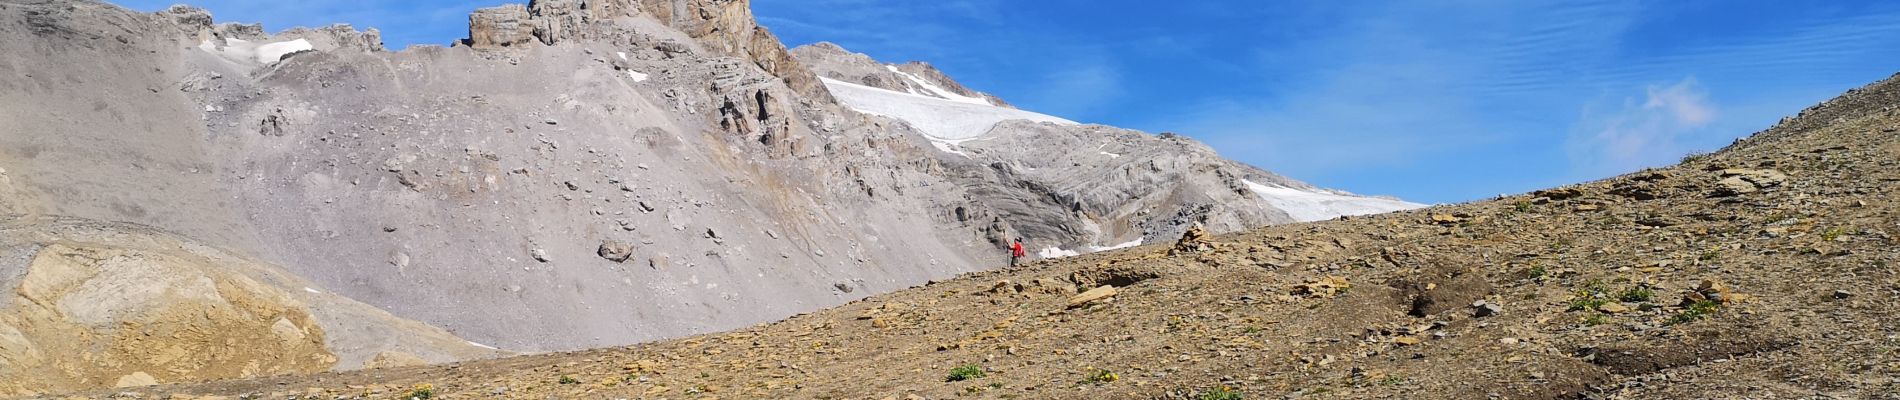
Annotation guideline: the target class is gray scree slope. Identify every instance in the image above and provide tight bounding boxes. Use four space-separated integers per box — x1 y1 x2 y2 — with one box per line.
0 0 1422 353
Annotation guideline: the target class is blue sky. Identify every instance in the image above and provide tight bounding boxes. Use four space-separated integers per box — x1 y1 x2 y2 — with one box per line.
119 1 1900 204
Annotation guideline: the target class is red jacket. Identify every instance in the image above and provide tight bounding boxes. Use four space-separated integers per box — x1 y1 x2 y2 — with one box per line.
1010 242 1026 258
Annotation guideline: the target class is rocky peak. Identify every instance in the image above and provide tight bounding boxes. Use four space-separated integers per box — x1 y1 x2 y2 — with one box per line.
463 0 827 100
791 42 1011 107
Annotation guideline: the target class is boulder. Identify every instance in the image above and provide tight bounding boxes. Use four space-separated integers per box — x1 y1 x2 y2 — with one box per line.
598 240 633 263
1712 169 1788 196
1066 286 1118 308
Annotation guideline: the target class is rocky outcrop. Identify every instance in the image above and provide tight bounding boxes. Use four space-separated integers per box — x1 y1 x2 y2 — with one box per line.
462 0 828 100
0 217 500 396
468 4 535 47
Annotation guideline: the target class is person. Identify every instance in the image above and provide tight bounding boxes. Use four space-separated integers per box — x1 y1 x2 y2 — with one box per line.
1009 238 1026 267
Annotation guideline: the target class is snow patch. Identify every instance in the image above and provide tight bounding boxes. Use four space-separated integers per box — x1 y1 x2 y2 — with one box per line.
820 77 1076 141
466 341 498 350
886 65 993 106
929 140 970 158
1099 151 1121 159
1243 180 1425 222
1038 247 1081 258
1089 239 1143 252
626 70 649 82
616 51 628 61
255 39 313 63
198 38 315 65
303 287 321 294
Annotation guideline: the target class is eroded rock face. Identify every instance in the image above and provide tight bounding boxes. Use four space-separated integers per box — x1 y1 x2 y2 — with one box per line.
0 243 335 395
0 217 501 396
461 0 828 100
468 4 535 48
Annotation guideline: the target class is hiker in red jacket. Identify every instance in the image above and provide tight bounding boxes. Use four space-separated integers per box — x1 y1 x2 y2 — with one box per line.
1009 238 1027 267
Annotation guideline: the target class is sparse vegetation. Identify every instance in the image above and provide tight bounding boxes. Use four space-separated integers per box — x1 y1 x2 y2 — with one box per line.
1527 265 1549 283
404 384 435 400
1680 151 1710 164
1567 280 1612 311
1821 226 1849 241
1085 368 1119 384
946 364 985 382
1670 300 1722 324
557 375 579 385
1198 386 1244 400
1699 249 1721 261
1513 200 1532 213
1582 313 1609 326
1617 285 1655 303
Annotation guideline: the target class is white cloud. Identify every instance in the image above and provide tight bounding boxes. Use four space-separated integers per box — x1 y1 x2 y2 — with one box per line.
1568 77 1717 176
1644 80 1716 126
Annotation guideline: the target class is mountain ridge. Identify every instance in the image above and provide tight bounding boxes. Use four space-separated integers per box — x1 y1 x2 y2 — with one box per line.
103 69 1900 400
2 0 1431 394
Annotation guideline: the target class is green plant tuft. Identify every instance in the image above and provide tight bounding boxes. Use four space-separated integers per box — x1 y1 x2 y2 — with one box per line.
1617 285 1655 303
405 384 435 400
1198 386 1244 400
946 364 986 382
1670 300 1721 324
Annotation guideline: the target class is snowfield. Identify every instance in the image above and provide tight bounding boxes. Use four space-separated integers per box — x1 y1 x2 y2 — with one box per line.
198 38 313 65
1243 180 1426 222
820 77 1076 142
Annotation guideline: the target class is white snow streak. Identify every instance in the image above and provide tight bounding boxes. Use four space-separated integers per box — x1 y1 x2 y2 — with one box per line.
886 65 992 105
1089 238 1143 252
627 70 650 82
929 141 971 158
303 287 321 294
1038 247 1081 258
1242 180 1425 222
466 341 499 350
819 77 1075 142
616 51 628 61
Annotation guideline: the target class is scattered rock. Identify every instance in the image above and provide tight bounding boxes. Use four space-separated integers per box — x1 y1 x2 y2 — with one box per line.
531 248 550 263
1293 276 1351 298
1472 300 1502 317
1533 188 1584 200
597 240 633 263
1430 214 1466 225
113 372 157 388
1573 204 1601 212
1712 168 1788 196
1392 336 1423 346
1170 222 1214 255
1684 279 1747 305
1066 285 1118 308
364 352 430 369
1597 302 1631 314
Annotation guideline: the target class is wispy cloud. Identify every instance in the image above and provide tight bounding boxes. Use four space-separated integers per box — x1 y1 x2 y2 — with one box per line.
1566 77 1717 176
